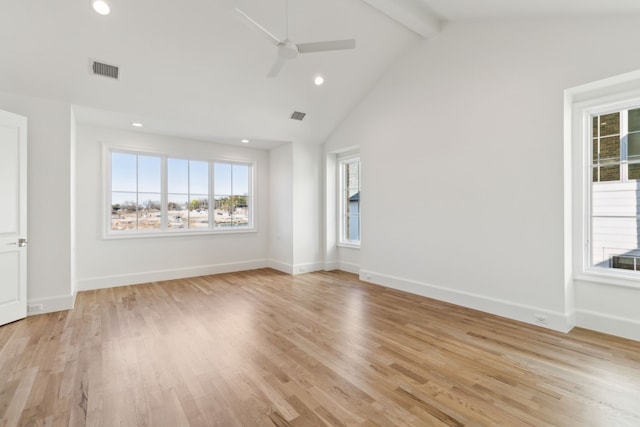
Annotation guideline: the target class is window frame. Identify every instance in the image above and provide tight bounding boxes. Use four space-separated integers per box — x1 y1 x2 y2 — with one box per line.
337 153 361 248
103 144 257 239
568 74 640 288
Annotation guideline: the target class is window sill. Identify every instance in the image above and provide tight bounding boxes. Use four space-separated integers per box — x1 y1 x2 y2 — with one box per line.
104 227 257 240
337 242 360 249
575 268 640 289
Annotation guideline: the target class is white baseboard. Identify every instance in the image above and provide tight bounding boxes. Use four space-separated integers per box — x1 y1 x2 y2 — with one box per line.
576 309 640 342
324 260 339 271
267 259 324 275
324 261 360 275
267 259 294 275
292 262 324 275
338 261 360 275
76 259 268 291
27 293 76 316
359 269 575 333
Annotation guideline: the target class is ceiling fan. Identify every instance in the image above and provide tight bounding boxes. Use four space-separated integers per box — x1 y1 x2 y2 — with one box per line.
234 0 356 77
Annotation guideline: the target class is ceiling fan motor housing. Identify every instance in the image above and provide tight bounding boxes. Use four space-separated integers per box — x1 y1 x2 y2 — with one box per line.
278 41 299 59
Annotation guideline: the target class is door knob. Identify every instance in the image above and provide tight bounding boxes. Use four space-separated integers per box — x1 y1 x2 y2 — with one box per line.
18 238 27 247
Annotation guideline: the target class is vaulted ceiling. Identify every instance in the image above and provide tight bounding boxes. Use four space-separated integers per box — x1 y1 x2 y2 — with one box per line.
2 0 640 148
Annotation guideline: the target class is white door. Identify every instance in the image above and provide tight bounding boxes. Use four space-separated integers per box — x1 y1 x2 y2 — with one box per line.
0 109 27 326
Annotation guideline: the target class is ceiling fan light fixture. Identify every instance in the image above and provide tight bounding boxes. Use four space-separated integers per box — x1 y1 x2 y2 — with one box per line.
92 0 110 15
314 75 324 86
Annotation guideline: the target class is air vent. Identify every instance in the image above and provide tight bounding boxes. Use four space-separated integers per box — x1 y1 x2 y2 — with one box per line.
290 111 306 121
90 59 119 80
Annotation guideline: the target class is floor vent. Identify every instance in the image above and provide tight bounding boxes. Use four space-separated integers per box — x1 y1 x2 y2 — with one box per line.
90 59 119 80
290 111 306 121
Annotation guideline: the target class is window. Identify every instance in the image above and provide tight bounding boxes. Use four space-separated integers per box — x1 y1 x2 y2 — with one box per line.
111 152 162 231
108 148 254 236
567 70 640 286
591 108 640 183
590 106 640 271
213 162 250 228
168 159 209 229
339 156 360 245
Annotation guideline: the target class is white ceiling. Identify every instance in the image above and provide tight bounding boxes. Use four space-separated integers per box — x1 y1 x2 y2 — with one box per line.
2 0 640 149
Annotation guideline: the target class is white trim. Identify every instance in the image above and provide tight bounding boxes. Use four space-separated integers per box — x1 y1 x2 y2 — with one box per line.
574 272 640 289
76 259 268 291
567 71 640 285
576 309 640 342
360 269 575 333
337 242 360 249
292 262 325 275
27 293 76 316
267 260 325 275
267 259 294 275
323 260 360 274
324 260 339 271
102 227 258 240
338 155 361 246
337 261 360 275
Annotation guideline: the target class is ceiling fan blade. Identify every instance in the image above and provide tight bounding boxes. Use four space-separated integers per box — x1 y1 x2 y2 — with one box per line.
297 39 356 54
267 56 287 78
234 8 282 46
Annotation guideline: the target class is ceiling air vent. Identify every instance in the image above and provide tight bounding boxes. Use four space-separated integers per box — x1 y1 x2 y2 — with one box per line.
290 111 306 121
90 59 119 80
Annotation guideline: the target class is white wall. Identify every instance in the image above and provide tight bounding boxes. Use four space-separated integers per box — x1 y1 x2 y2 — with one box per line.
268 143 294 273
0 92 74 313
292 143 323 273
268 142 324 275
70 108 77 296
324 16 640 335
75 124 270 290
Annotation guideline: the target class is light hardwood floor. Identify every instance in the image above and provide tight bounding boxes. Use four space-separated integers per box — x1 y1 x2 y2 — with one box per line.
1 269 639 426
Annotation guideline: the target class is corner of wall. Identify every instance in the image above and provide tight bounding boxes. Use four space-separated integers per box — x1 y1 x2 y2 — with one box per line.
27 293 76 316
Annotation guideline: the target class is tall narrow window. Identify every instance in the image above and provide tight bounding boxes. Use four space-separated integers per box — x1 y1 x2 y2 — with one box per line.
339 156 360 244
111 152 161 231
590 107 640 271
213 162 251 228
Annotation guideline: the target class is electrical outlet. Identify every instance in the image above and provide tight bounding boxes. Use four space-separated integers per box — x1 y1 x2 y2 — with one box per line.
28 304 43 313
534 314 548 325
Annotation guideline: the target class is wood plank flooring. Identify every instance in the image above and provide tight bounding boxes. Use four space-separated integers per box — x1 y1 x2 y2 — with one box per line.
1 269 640 426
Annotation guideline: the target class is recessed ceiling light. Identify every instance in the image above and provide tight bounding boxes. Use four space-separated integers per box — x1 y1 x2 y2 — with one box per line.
92 0 110 15
314 75 324 86
131 122 143 127
241 139 250 144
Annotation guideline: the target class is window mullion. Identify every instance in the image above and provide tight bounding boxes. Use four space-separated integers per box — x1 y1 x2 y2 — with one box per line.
621 110 628 182
161 156 168 231
135 154 140 230
187 160 191 229
209 161 214 229
230 165 234 227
